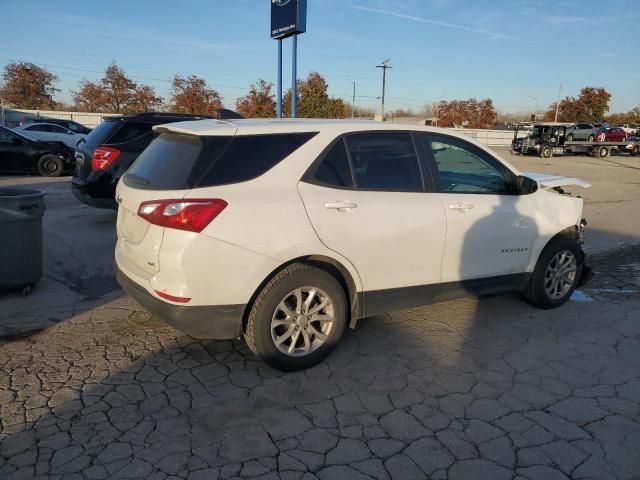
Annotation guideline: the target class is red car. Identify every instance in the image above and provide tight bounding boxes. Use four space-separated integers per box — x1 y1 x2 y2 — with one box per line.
595 127 627 142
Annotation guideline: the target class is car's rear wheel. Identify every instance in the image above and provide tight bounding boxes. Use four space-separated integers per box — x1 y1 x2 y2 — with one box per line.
524 236 583 309
37 154 64 177
245 263 347 371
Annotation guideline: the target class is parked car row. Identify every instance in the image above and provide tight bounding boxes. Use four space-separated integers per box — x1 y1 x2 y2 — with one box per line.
565 122 636 142
0 109 242 179
72 110 242 207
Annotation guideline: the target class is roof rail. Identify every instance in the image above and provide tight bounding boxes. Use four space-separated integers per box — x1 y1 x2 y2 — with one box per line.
128 112 215 119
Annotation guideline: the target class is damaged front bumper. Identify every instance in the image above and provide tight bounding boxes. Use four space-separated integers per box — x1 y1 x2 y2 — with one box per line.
577 218 594 287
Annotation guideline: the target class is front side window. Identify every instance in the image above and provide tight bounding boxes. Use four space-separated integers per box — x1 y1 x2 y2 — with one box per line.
422 134 513 194
0 129 15 142
48 125 67 133
345 132 422 191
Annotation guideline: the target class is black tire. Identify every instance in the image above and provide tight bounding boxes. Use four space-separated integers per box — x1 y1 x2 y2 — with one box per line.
245 263 347 371
540 145 552 158
597 146 609 159
524 235 584 309
566 133 574 141
587 134 595 142
37 154 64 177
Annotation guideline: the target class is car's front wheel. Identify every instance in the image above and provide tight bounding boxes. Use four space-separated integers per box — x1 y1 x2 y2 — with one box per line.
37 154 64 177
524 236 583 309
245 263 347 371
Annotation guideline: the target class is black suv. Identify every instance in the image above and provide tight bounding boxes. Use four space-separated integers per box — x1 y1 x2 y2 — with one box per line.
71 110 242 208
19 118 92 135
0 126 75 176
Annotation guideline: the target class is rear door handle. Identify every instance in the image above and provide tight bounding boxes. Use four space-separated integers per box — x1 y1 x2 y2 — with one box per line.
449 202 474 211
324 201 358 212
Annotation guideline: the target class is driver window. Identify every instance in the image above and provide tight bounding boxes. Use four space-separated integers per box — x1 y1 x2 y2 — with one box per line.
422 134 512 194
0 130 15 142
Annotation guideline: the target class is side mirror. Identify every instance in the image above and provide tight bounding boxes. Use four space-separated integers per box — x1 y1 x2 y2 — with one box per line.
517 175 538 195
12 137 22 145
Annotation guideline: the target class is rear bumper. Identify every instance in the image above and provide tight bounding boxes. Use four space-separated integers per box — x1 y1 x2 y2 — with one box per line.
71 179 117 209
116 266 245 339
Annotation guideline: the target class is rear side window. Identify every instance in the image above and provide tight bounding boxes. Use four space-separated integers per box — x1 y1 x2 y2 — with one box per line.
198 133 317 187
312 140 353 188
26 125 48 132
108 122 153 144
346 133 422 191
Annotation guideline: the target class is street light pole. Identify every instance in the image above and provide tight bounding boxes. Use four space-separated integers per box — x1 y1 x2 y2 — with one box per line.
554 83 562 123
527 96 539 120
346 79 356 118
277 39 282 118
376 59 391 121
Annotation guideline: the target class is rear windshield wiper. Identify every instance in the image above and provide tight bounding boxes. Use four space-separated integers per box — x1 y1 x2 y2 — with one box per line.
124 173 150 186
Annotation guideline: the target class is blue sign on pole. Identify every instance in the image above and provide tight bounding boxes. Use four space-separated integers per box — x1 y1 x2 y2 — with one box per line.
271 0 307 39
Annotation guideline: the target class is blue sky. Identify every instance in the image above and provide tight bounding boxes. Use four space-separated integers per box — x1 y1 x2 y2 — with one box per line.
2 0 639 114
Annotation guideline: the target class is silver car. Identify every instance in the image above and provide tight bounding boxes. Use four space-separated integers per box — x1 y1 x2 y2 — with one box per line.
565 123 597 142
13 123 86 149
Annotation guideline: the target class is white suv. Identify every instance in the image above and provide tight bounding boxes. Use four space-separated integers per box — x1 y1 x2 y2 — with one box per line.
115 119 592 371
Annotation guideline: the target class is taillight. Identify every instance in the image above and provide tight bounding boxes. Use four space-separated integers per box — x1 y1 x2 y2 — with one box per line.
92 146 121 171
137 199 228 233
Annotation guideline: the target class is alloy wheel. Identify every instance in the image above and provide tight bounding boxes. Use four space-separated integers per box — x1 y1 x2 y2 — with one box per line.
544 250 577 299
270 287 335 357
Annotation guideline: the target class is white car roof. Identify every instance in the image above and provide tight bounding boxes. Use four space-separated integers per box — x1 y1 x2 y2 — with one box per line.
153 118 522 176
155 118 456 137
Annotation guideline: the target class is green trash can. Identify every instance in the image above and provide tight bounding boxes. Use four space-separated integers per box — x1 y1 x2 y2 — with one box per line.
0 188 46 294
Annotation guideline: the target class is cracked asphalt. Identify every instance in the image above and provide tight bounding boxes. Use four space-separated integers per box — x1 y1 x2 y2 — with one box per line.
1 149 639 479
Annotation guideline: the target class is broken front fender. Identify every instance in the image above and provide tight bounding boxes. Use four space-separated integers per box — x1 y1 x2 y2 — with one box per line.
522 172 592 190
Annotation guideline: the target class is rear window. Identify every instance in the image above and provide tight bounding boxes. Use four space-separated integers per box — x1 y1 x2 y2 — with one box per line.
83 120 119 150
125 132 317 190
126 134 227 190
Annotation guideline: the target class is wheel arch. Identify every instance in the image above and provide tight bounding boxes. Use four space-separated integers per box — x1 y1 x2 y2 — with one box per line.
528 225 582 272
241 255 361 334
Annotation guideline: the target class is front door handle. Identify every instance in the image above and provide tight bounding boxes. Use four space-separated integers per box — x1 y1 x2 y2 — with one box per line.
449 202 474 211
324 201 358 212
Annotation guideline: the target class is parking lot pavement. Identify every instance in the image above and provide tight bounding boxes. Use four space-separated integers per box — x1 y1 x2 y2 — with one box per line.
0 175 119 338
0 153 639 480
